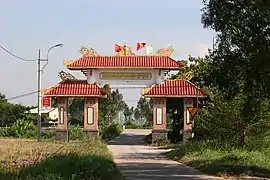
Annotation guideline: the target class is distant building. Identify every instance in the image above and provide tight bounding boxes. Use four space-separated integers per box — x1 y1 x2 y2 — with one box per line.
28 108 58 126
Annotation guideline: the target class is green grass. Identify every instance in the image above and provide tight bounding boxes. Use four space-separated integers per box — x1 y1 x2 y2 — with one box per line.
0 138 123 180
164 141 270 178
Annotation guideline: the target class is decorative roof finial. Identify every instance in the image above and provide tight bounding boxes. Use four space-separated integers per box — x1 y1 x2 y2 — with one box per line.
79 46 100 57
116 45 135 56
58 70 77 81
154 46 174 56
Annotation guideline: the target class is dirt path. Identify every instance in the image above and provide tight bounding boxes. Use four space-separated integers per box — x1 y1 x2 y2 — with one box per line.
108 129 222 180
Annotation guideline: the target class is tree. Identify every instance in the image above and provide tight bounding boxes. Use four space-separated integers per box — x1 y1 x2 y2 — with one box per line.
0 93 31 126
167 56 213 142
134 97 153 126
68 98 84 125
68 89 128 127
201 0 270 147
98 89 127 127
123 104 134 123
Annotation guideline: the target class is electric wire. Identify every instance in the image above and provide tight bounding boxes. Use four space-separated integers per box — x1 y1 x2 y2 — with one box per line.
0 45 37 62
6 91 142 102
7 91 38 100
6 85 200 101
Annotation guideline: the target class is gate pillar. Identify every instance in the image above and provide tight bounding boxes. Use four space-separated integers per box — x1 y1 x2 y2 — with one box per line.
56 97 68 141
83 97 99 140
183 98 194 143
152 98 167 143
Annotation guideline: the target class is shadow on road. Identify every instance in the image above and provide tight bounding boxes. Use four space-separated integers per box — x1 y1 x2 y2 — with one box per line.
118 162 214 180
108 132 147 146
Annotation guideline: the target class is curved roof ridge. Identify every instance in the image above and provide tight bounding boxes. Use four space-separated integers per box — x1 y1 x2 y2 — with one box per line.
66 56 182 70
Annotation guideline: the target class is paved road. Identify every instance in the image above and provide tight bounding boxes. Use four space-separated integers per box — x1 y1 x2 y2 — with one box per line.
108 129 222 180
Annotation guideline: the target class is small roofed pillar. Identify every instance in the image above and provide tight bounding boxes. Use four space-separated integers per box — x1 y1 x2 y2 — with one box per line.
152 98 167 143
56 97 68 141
84 97 99 140
183 98 194 143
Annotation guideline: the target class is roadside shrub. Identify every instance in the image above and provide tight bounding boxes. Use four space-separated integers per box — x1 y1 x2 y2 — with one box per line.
164 141 270 178
41 130 56 140
101 123 123 141
0 127 9 137
125 121 152 129
125 121 139 129
6 119 37 138
69 124 84 140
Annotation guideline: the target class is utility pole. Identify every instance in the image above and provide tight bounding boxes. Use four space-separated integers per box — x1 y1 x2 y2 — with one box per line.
36 44 63 142
37 50 42 141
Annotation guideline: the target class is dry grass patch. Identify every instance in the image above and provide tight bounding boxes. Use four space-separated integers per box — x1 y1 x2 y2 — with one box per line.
0 138 122 180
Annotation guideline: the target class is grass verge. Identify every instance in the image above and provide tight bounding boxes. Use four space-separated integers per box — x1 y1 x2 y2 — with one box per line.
0 138 123 180
163 141 270 179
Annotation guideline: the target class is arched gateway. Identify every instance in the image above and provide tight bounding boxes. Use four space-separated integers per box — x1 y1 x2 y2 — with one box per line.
42 46 205 142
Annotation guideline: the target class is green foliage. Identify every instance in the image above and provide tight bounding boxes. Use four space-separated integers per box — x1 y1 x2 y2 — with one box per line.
164 141 270 178
68 98 84 125
101 123 123 141
99 89 127 126
166 98 184 143
0 140 123 180
134 97 153 126
123 105 134 123
0 95 30 127
68 89 129 131
6 119 37 138
201 0 270 147
41 130 56 140
68 124 84 140
124 121 139 129
124 120 152 129
17 155 121 180
0 127 9 137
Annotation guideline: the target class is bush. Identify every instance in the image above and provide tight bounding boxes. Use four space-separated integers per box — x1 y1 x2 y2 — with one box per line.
6 119 37 138
124 121 152 129
101 123 123 141
69 125 84 140
41 130 56 140
0 127 9 137
16 155 121 180
164 141 270 178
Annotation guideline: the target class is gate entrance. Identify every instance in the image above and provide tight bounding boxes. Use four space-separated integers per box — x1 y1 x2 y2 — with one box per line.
42 45 204 142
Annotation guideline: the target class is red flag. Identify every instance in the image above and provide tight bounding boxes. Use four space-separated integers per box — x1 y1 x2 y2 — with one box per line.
115 44 122 52
136 42 146 51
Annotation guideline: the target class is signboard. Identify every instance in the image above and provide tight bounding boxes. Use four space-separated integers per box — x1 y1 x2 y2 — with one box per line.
99 72 152 80
187 107 199 120
156 107 163 125
42 97 51 107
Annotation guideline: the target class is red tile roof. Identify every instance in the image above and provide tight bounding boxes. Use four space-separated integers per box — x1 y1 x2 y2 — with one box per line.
44 80 105 97
143 80 205 97
66 56 182 70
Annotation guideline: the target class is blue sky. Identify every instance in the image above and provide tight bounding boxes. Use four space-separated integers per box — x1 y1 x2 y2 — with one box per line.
0 0 214 107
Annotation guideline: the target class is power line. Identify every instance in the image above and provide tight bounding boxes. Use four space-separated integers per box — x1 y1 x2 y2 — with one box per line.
7 91 38 100
0 45 36 62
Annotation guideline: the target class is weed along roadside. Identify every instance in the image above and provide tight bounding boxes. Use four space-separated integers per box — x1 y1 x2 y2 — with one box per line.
163 142 270 179
0 139 123 180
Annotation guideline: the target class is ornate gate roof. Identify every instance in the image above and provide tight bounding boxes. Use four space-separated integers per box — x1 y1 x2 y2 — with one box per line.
65 56 183 70
142 80 205 98
42 80 106 97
